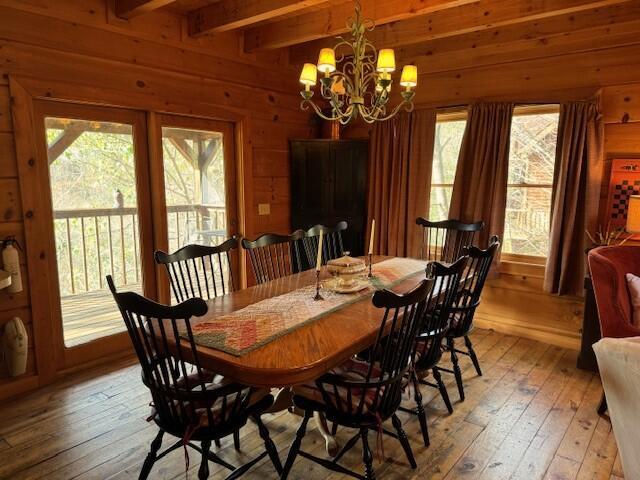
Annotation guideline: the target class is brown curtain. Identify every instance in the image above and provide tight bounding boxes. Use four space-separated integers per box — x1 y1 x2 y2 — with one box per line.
544 99 604 295
366 109 436 258
448 102 514 251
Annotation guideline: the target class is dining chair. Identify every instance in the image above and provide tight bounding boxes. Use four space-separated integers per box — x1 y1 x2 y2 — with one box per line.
441 236 500 401
107 276 282 480
415 218 484 262
403 257 468 447
241 230 305 284
302 221 348 267
155 237 242 450
279 278 435 480
155 237 238 303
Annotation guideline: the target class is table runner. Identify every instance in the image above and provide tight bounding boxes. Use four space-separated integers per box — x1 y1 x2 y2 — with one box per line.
189 257 427 356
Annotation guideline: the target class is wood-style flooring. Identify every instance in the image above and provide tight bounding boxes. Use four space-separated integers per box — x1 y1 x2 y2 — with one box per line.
0 329 624 479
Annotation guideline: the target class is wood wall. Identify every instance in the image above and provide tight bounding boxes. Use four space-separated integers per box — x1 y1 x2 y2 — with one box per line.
0 0 314 399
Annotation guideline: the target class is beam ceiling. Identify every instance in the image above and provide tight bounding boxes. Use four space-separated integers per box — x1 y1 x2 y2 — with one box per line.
243 0 479 52
115 0 178 19
287 0 634 63
188 0 331 36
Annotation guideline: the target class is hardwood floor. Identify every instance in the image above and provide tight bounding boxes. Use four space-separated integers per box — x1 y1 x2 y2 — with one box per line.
0 329 622 479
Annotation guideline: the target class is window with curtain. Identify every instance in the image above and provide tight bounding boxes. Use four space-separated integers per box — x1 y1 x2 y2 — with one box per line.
429 111 467 220
503 105 560 257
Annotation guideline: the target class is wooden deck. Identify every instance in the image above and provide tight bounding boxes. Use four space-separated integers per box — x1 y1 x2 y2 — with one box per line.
0 329 624 479
61 285 140 347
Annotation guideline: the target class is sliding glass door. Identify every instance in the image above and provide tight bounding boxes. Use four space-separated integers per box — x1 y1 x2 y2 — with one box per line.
35 101 156 365
153 114 238 303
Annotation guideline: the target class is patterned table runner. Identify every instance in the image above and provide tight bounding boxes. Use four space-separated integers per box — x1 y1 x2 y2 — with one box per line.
189 257 427 356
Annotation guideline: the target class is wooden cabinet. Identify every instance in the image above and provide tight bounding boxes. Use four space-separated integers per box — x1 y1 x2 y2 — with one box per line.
290 139 369 260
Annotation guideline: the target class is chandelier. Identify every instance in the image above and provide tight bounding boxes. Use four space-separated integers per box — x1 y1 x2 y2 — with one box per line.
297 2 417 124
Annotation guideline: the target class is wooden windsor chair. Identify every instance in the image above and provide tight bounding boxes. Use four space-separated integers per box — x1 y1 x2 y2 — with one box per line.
441 235 501 401
154 237 242 450
242 230 305 284
302 221 348 267
403 258 468 446
107 276 282 480
415 218 484 262
279 278 436 480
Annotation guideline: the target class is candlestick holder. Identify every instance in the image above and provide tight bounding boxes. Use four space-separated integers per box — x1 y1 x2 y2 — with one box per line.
313 270 324 301
368 253 373 278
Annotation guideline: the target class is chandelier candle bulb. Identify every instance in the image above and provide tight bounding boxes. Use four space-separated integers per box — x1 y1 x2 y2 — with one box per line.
299 63 317 91
400 65 418 90
377 49 396 73
317 48 336 75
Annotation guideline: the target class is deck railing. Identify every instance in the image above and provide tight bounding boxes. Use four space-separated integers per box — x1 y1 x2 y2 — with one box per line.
53 204 226 296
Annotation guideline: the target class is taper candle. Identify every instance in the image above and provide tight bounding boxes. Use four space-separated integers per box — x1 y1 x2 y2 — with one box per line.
316 230 324 271
368 219 375 255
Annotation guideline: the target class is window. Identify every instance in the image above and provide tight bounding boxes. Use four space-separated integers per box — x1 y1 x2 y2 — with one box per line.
430 111 467 220
503 106 559 257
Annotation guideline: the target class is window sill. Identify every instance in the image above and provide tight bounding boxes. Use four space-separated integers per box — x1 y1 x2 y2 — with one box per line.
500 254 546 278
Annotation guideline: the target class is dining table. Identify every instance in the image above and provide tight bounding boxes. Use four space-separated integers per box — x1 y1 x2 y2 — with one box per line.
179 255 431 455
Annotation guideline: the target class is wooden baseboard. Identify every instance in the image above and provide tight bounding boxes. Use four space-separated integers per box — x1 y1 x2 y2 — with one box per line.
0 374 39 402
475 314 581 351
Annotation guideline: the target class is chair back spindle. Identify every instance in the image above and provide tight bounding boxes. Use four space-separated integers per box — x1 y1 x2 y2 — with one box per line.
416 218 484 263
242 231 305 284
302 221 348 267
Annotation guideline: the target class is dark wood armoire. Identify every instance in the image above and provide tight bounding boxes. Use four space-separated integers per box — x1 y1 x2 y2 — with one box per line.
290 139 369 262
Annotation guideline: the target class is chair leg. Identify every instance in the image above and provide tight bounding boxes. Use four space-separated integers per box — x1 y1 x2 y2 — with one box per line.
465 335 482 377
214 438 221 448
199 440 211 480
360 428 376 480
280 410 311 480
411 371 430 447
391 414 416 469
331 421 338 436
433 367 453 414
233 430 241 451
448 337 465 401
254 415 282 474
139 429 164 480
598 392 608 416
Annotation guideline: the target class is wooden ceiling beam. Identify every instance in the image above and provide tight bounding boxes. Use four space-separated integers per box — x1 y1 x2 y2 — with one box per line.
398 3 640 75
243 0 479 52
188 0 331 37
289 0 634 64
115 0 177 19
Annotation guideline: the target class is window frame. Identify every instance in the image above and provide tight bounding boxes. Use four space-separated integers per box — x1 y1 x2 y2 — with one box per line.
429 109 468 221
503 104 560 262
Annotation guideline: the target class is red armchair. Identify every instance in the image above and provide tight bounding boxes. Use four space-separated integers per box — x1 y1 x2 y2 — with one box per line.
588 246 640 339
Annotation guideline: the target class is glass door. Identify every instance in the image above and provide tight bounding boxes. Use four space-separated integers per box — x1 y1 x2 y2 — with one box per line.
152 114 238 303
35 101 155 363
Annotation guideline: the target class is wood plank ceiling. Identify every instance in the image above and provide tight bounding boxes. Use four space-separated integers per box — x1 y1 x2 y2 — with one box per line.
114 0 640 94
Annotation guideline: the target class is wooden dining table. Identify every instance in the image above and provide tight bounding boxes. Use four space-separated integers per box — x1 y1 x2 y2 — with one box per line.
189 255 427 388
181 255 429 455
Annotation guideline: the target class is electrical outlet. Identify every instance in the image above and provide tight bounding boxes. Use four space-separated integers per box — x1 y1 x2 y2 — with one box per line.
258 203 271 215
